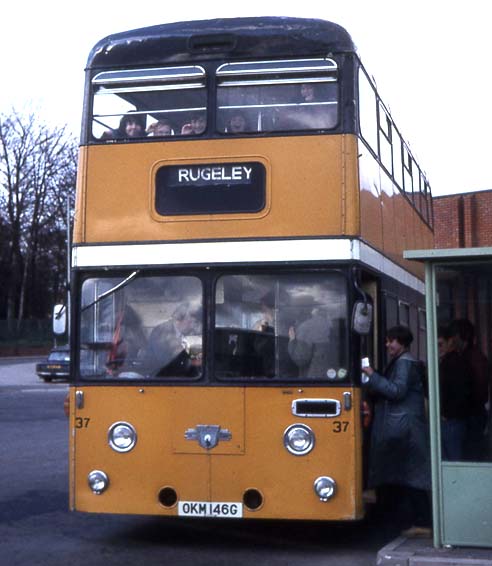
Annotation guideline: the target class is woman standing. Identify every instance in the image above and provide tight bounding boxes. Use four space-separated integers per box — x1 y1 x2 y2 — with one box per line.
362 325 431 537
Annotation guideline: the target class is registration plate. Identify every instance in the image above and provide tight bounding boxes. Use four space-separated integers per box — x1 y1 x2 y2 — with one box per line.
178 501 243 518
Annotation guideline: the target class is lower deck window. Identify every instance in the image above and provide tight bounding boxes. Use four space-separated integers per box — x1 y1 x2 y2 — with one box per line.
77 270 348 382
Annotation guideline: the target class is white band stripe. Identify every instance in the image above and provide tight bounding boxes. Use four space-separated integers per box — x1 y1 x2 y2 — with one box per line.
72 238 424 294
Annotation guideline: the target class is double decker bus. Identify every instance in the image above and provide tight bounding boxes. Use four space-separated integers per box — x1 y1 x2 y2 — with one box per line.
68 17 433 521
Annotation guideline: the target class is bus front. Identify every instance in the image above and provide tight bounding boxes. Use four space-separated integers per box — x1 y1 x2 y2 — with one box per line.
70 17 370 521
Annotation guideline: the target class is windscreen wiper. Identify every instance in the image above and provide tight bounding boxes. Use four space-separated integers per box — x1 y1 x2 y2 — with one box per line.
81 270 140 312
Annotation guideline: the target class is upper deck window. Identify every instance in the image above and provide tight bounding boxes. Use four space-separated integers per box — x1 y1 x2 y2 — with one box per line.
216 58 338 134
91 66 207 140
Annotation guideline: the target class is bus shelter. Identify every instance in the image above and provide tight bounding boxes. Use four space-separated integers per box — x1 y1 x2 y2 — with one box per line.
405 248 492 548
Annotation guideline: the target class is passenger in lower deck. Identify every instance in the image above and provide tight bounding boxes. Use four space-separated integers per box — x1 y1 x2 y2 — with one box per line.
287 307 333 378
145 303 202 377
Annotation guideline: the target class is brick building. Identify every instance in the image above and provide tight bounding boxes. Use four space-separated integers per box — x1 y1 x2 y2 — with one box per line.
434 190 492 248
432 190 492 370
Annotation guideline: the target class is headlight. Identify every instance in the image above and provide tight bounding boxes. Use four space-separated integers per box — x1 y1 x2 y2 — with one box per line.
283 423 315 455
88 470 109 494
108 421 137 453
314 476 336 501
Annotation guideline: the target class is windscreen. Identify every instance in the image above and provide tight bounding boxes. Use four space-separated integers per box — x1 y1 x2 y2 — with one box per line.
79 274 202 379
214 272 348 381
78 271 348 382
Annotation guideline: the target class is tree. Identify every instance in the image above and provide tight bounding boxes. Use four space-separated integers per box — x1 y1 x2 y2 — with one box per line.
0 110 77 333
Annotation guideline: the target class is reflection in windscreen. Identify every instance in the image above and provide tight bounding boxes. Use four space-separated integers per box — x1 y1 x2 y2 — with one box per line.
214 273 348 380
79 275 202 379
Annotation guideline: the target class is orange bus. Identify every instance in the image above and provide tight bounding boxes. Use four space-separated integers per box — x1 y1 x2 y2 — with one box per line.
67 17 433 520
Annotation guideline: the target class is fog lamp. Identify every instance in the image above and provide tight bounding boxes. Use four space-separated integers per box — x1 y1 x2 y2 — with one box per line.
88 470 109 494
283 423 315 455
314 476 336 501
108 421 137 453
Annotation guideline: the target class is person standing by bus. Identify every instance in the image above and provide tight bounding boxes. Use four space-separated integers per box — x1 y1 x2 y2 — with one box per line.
438 324 473 460
362 325 431 537
446 319 489 460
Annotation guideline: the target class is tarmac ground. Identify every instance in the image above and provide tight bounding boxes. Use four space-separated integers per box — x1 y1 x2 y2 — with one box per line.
3 357 492 565
377 535 492 565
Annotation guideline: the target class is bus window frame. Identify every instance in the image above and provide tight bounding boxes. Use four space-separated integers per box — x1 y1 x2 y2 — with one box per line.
378 101 393 176
357 64 433 231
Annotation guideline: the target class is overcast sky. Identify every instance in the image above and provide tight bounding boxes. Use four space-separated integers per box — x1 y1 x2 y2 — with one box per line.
2 0 491 196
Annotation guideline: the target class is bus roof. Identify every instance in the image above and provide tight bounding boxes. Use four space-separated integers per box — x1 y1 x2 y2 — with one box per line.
87 17 356 70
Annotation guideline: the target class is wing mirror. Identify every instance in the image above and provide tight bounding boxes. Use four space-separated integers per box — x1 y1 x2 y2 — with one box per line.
53 304 67 335
352 301 373 335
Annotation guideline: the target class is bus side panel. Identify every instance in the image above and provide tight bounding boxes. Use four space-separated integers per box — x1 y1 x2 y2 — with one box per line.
358 143 433 280
358 144 383 251
379 168 399 266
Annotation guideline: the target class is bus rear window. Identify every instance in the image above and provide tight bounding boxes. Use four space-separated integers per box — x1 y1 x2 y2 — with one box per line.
91 66 207 141
217 58 338 134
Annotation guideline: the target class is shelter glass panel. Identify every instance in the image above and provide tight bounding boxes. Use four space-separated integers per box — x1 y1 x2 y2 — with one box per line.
436 263 492 464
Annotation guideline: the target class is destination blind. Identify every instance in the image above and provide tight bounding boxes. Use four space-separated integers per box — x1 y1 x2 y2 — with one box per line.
155 161 266 215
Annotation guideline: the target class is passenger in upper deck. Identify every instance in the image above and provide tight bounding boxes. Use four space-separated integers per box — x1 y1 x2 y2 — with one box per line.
227 112 248 134
147 119 174 136
114 113 147 139
181 113 206 135
300 83 317 103
296 83 337 129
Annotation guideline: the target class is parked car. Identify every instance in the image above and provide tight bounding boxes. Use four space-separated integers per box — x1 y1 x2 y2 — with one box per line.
36 345 70 382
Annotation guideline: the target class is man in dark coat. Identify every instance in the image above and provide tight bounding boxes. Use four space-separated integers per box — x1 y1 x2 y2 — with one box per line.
362 325 431 537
